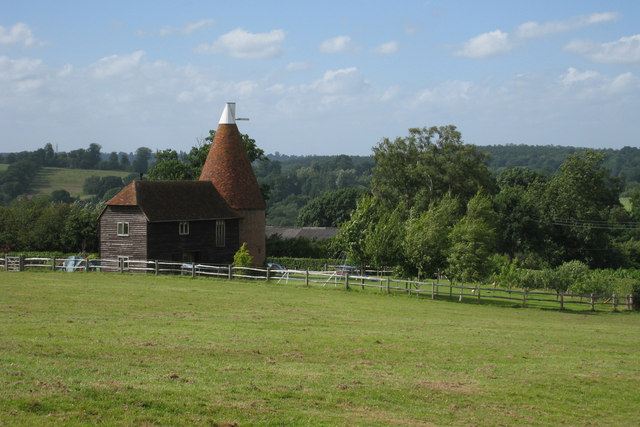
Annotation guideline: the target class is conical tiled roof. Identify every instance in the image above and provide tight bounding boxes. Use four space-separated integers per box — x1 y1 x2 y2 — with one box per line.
199 103 266 210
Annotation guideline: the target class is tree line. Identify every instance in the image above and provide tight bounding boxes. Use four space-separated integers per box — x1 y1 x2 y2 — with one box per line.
0 144 154 206
2 127 639 281
333 126 640 294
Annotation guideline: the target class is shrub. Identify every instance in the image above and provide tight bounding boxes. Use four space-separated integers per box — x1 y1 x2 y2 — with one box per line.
233 243 253 267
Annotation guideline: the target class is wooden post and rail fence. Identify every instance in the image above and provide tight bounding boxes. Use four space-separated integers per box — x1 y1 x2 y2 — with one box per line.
2 255 637 312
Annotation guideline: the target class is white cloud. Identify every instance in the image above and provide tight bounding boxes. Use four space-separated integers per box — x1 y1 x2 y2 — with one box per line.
319 35 351 54
160 19 214 36
560 67 599 85
310 67 366 94
456 30 512 58
0 56 43 80
380 85 400 102
194 28 285 59
565 34 640 64
90 50 145 78
374 41 398 55
285 61 310 72
58 64 73 78
456 12 620 60
0 22 39 48
415 80 474 104
609 72 639 94
556 68 639 100
516 12 620 39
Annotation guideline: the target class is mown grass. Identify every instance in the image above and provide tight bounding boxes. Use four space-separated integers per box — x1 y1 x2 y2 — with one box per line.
1 272 639 426
30 167 132 198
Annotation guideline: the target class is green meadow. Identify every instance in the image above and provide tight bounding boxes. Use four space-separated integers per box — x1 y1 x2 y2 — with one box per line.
1 272 639 425
30 167 132 198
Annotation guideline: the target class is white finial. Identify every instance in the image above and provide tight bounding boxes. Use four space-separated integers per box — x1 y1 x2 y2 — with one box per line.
219 102 236 124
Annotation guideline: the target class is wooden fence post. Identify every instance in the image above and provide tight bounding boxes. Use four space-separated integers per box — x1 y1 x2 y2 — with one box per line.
612 294 617 312
560 292 564 310
627 294 632 311
459 286 463 302
266 266 271 282
386 277 390 294
191 264 196 278
228 265 233 280
345 273 350 290
522 289 527 308
154 260 159 275
590 294 595 311
476 285 481 303
305 269 309 287
52 256 56 271
431 282 435 300
85 257 90 273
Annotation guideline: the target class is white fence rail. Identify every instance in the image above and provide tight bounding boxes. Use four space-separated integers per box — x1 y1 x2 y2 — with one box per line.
2 255 635 312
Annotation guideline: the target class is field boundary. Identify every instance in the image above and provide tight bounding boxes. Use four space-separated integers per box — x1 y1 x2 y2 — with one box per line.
2 255 636 312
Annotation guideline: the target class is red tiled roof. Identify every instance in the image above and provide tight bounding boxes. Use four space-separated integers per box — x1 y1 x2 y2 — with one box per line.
105 180 239 222
106 181 137 205
199 123 266 210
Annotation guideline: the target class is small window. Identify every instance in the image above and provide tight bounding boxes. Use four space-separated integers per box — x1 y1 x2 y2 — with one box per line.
117 222 129 236
216 220 225 247
179 221 189 235
118 256 129 271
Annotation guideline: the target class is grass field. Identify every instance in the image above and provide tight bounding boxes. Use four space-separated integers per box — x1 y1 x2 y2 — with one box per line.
1 272 639 425
30 167 132 198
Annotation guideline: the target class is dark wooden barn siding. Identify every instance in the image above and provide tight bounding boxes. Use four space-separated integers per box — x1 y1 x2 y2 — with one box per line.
146 218 240 264
99 206 148 261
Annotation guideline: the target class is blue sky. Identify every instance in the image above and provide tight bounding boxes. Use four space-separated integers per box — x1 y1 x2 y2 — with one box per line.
1 0 639 156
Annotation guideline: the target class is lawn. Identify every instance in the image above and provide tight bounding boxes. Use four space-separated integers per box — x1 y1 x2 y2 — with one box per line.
1 272 639 425
30 167 132 198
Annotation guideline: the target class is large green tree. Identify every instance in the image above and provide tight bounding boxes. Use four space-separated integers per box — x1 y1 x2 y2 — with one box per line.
493 168 548 261
371 125 494 212
542 150 622 267
147 149 195 181
404 194 462 278
296 188 361 227
446 193 497 283
133 147 152 174
335 195 380 267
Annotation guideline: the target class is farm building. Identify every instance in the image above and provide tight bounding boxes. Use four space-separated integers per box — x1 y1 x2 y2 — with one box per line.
99 102 266 267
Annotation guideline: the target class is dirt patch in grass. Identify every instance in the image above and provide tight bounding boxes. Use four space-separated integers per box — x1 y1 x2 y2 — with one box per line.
415 380 479 394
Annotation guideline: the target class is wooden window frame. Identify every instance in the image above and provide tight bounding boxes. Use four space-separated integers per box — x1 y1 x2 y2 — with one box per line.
179 221 189 235
117 222 129 236
216 220 225 247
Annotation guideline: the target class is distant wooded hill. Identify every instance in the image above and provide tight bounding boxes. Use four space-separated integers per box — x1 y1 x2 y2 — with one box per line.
261 145 639 225
2 144 638 226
